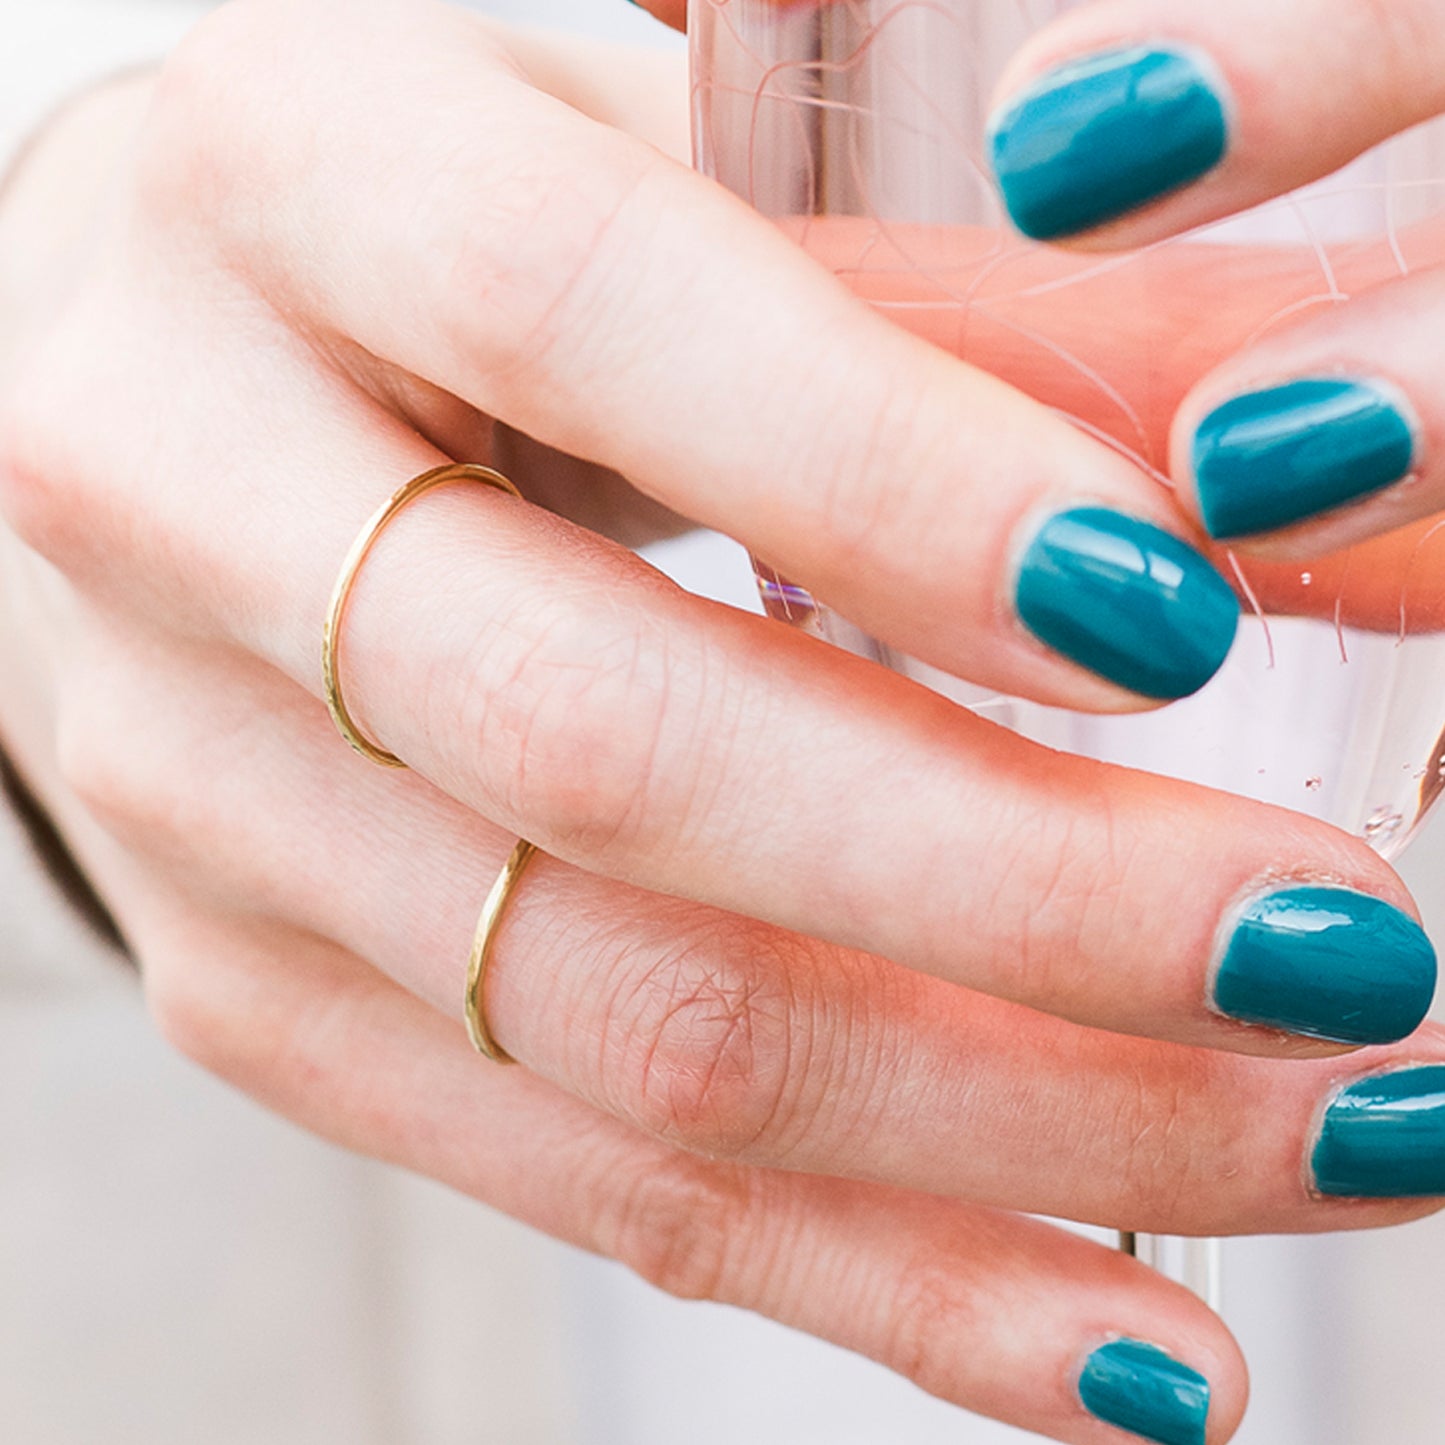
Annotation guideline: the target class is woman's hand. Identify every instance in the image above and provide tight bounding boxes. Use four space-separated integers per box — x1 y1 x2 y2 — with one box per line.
2 4 1445 1442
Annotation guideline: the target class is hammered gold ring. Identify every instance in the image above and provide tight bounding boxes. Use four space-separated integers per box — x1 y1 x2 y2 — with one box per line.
322 461 522 769
464 838 540 1064
322 461 538 1062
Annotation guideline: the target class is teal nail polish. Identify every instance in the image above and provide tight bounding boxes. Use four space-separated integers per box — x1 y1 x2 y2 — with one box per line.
1214 887 1436 1045
1313 1066 1445 1198
1192 379 1417 539
989 47 1228 240
1015 507 1239 699
1079 1341 1210 1445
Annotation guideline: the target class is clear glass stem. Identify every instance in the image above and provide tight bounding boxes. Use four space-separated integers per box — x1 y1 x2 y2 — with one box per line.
1121 1235 1223 1310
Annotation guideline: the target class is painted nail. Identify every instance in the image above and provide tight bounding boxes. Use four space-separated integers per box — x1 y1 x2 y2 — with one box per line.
989 47 1228 240
1213 887 1436 1046
1192 379 1417 539
1313 1066 1445 1198
1015 507 1239 699
1079 1340 1210 1445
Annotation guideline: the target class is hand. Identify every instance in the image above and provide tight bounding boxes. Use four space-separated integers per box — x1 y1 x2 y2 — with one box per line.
2 5 1444 1443
793 216 1445 631
670 0 1445 633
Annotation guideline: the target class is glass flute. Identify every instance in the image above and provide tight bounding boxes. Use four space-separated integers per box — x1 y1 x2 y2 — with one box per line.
690 0 1445 1312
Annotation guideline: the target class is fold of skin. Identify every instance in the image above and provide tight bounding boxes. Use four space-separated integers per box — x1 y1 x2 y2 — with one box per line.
783 213 1445 635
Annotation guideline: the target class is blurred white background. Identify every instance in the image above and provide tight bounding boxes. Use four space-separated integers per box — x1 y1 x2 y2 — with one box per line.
2 2 1444 1442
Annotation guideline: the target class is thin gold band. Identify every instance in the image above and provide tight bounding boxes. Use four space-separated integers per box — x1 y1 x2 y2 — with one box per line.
322 462 522 769
323 461 537 1062
466 838 539 1063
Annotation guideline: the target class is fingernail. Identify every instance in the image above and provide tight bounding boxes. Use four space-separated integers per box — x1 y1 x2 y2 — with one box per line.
1213 887 1436 1046
1079 1340 1210 1445
1192 379 1417 539
989 47 1228 240
1015 507 1239 699
1313 1066 1445 1198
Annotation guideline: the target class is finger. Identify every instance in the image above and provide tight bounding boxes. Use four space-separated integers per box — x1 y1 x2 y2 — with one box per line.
988 0 1445 246
154 0 1243 710
53 633 1445 1233
791 218 1445 632
477 17 690 162
10 13 1438 1052
132 909 1250 1445
48 491 1444 1068
17 335 1420 1054
1171 268 1443 554
12 202 1442 1056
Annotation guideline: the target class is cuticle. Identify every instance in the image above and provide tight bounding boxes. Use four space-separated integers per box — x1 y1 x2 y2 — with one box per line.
1068 1331 1125 1406
1003 494 1115 649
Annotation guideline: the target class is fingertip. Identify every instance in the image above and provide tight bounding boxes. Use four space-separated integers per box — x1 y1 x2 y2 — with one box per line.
1070 1253 1249 1445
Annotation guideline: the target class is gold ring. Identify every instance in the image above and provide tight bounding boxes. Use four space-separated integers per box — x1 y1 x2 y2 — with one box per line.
465 838 539 1063
322 462 522 768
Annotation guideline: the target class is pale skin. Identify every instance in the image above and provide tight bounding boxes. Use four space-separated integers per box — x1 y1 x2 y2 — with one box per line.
2 1 1445 1440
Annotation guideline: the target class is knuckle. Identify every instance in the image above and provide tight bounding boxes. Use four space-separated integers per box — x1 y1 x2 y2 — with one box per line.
1112 1055 1217 1231
435 134 661 398
53 684 183 851
804 366 939 576
136 0 302 243
54 712 136 837
0 332 95 570
137 13 240 223
145 959 236 1074
984 777 1136 1010
144 932 321 1096
469 597 699 863
606 924 813 1161
886 1251 985 1402
605 1152 752 1302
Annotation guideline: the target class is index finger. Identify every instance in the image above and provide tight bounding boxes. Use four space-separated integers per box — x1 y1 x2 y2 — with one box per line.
180 0 1241 712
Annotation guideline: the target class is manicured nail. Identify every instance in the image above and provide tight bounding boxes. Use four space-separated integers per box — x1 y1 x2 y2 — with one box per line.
989 47 1228 240
1015 507 1239 699
1313 1066 1445 1198
1192 379 1417 539
1213 887 1436 1046
1079 1340 1210 1445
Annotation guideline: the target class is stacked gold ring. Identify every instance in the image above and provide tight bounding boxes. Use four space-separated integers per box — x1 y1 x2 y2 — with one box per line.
323 462 539 1063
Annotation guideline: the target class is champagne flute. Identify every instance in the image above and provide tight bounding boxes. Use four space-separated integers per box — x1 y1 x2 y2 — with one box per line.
690 0 1445 1313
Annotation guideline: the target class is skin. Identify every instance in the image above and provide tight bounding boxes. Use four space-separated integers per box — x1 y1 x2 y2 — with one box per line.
3 1 1445 1440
